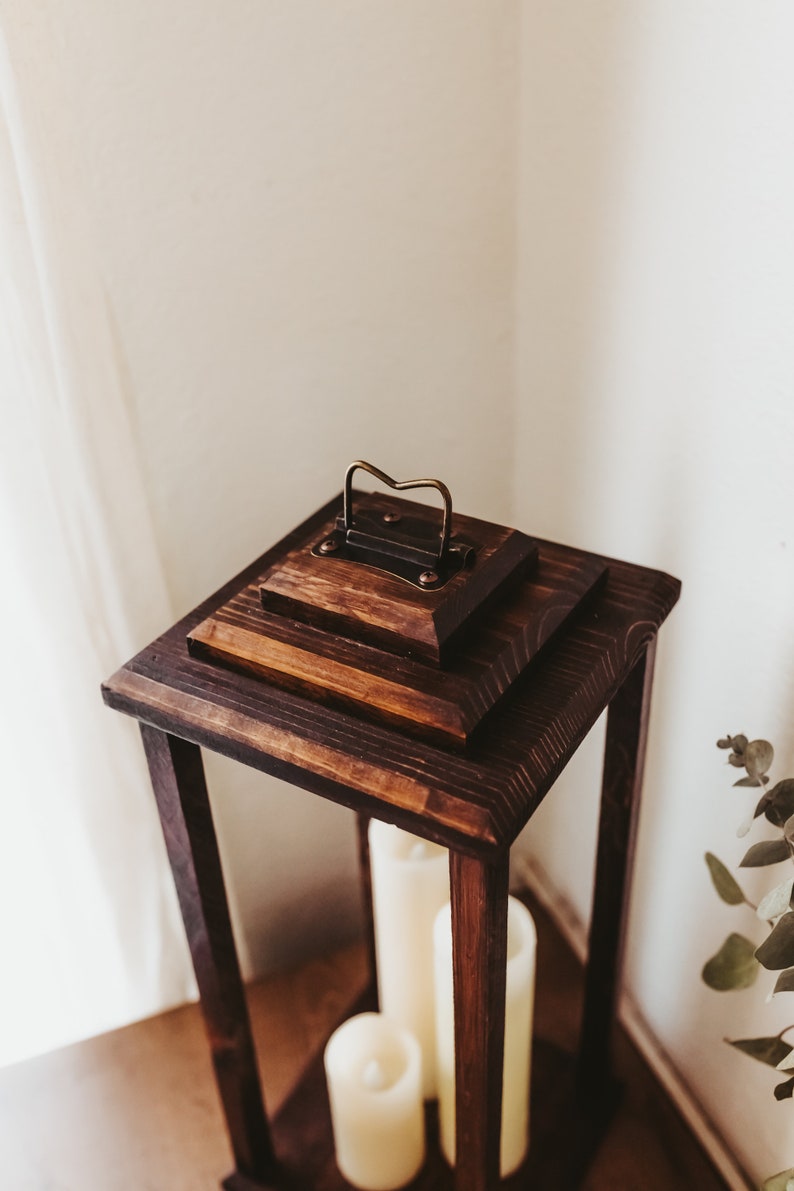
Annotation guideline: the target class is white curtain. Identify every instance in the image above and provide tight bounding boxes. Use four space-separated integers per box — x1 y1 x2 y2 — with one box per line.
0 4 193 1065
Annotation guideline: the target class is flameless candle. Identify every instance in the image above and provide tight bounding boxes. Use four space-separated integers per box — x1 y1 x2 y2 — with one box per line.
324 1012 425 1190
433 895 537 1176
368 820 450 1097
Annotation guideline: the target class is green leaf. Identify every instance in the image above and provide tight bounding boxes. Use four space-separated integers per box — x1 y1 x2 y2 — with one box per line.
734 775 769 787
762 1170 794 1191
705 853 746 905
756 913 794 971
773 968 794 996
745 739 774 778
740 839 791 867
726 1034 793 1068
765 780 794 827
702 933 760 990
775 1076 794 1101
757 880 794 922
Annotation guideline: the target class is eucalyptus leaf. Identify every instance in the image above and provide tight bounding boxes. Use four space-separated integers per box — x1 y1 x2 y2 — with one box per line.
775 1076 794 1101
785 814 794 846
736 812 754 839
729 753 745 768
773 968 794 996
757 880 794 923
756 913 794 971
705 853 746 905
756 791 773 819
738 814 757 843
718 734 748 752
745 739 774 778
702 933 759 990
726 1034 793 1068
761 1170 794 1191
734 775 769 787
740 839 791 868
766 781 794 827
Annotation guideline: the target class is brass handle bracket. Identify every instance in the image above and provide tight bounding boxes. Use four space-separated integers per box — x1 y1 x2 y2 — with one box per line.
312 460 475 590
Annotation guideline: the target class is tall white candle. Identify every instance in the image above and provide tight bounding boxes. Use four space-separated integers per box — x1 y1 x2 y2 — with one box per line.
433 895 537 1176
369 820 450 1097
324 1012 425 1190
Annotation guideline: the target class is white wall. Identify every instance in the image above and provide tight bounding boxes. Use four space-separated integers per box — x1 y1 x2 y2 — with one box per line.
513 3 794 1183
47 0 520 973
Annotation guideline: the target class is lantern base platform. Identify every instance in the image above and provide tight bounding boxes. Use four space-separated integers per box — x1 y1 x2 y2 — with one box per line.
224 986 620 1191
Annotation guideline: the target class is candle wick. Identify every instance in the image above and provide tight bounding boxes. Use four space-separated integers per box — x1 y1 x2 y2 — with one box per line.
361 1058 391 1091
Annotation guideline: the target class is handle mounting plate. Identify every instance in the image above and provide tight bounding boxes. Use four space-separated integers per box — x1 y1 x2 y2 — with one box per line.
311 461 475 590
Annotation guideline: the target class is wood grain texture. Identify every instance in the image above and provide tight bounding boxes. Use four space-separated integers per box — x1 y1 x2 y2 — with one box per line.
188 544 606 749
259 492 537 665
449 853 509 1191
102 493 681 859
139 726 278 1187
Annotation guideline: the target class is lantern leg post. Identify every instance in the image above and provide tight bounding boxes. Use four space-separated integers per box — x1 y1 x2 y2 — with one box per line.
355 812 379 1005
449 850 510 1191
576 639 657 1103
139 724 280 1191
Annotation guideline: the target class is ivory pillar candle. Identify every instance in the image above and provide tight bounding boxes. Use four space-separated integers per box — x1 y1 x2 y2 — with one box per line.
324 1012 425 1190
433 895 537 1176
368 820 450 1097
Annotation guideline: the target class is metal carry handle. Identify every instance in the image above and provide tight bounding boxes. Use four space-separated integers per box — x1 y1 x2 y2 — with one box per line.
343 460 453 565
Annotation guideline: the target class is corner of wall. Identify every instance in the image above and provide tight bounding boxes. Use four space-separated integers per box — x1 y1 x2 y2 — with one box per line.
512 851 753 1191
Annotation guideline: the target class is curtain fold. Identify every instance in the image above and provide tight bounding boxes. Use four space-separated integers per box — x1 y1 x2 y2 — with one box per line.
0 2 194 1066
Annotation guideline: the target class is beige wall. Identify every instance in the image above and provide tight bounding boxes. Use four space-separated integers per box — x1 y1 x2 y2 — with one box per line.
49 0 521 972
513 3 794 1182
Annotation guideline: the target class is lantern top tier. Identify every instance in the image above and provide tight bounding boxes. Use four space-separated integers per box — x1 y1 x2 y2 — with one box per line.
184 463 612 751
102 486 680 858
257 487 537 667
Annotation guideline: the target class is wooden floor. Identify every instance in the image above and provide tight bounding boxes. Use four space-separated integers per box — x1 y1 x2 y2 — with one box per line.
0 894 733 1191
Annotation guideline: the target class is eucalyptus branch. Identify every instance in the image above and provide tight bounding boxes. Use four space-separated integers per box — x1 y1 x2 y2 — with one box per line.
707 736 794 1186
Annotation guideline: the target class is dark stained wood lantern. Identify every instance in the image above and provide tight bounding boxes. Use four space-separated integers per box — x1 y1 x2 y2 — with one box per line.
102 461 680 1191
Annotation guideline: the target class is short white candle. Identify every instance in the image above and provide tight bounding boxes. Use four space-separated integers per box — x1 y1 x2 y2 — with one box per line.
324 1012 425 1190
433 896 537 1176
369 820 450 1097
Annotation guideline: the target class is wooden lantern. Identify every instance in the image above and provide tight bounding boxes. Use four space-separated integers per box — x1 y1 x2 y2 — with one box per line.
102 461 680 1191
